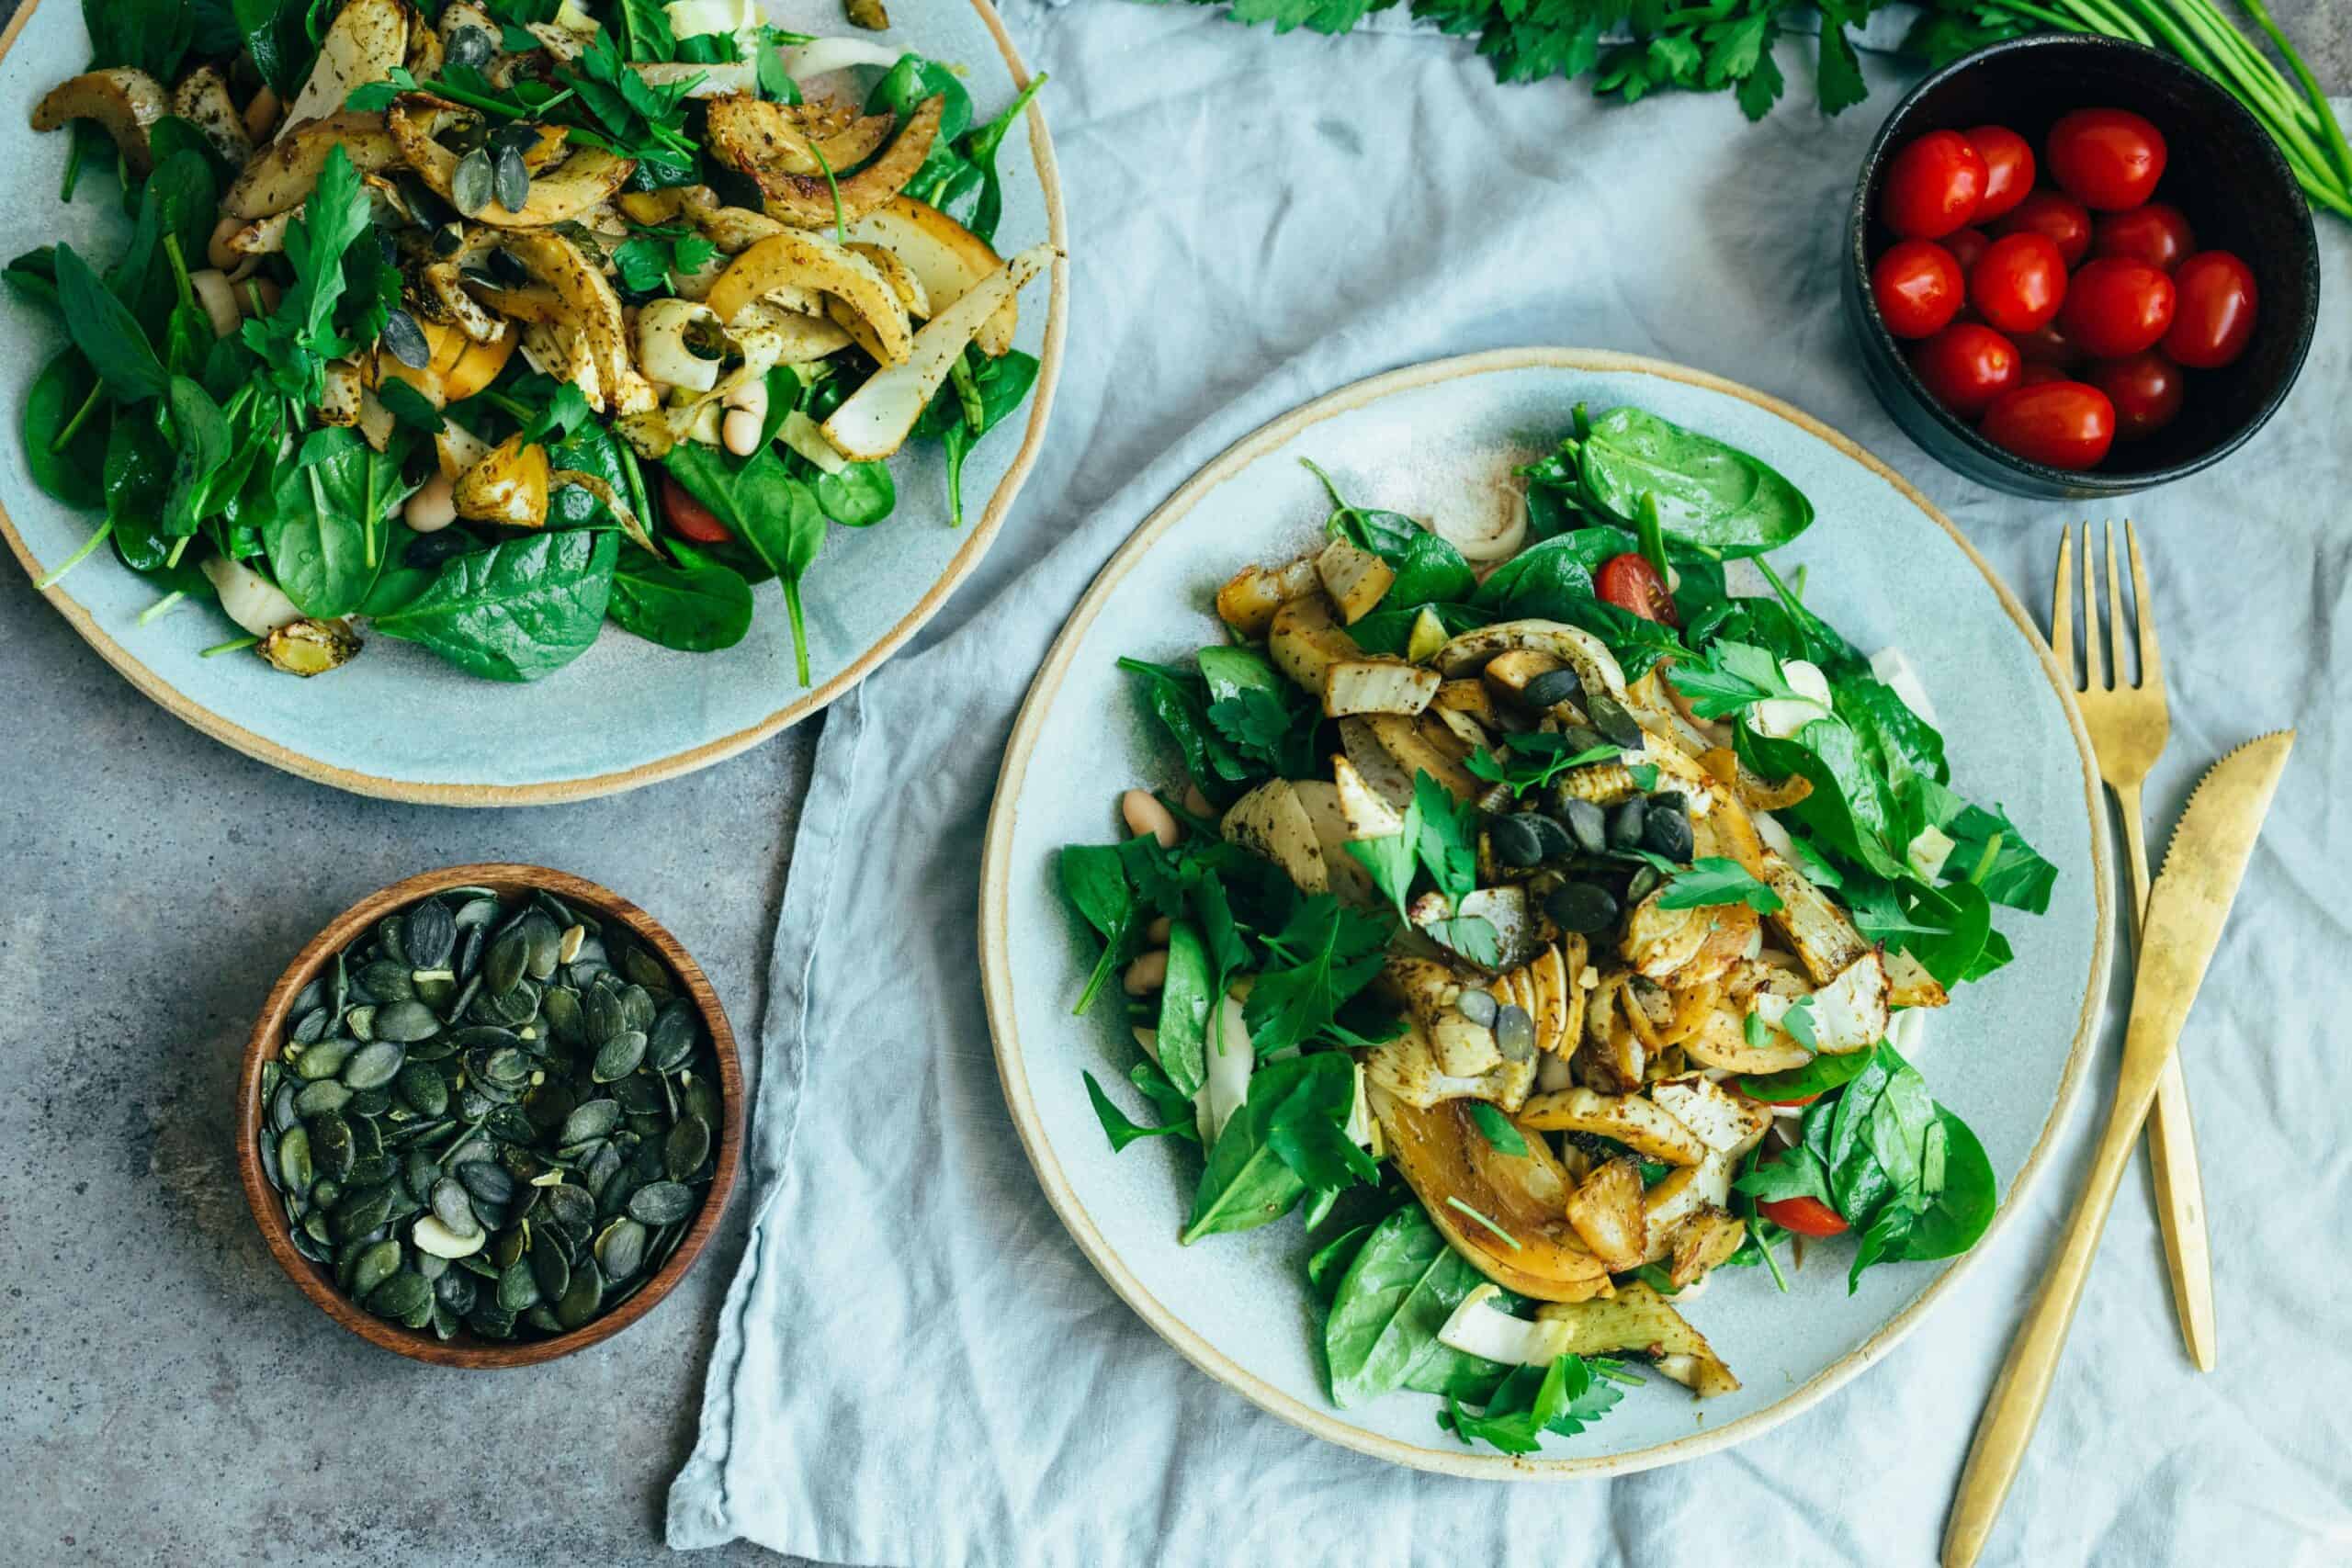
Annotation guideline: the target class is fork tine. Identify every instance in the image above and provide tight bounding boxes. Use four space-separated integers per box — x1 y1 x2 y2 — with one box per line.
2105 521 2130 687
2052 524 2076 686
2080 523 2106 691
2127 520 2162 686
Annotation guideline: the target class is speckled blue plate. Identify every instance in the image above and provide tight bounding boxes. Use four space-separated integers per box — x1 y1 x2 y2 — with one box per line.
980 349 2114 1478
0 0 1066 804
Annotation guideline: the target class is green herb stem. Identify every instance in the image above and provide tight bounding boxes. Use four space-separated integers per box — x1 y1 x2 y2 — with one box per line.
807 138 847 245
164 535 189 570
782 573 809 686
200 634 260 657
59 130 85 202
138 589 186 625
49 381 104 454
33 518 112 590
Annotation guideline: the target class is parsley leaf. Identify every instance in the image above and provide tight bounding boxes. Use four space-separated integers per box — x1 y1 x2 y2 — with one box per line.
1664 639 1807 720
240 144 380 412
1344 785 1425 921
1441 1353 1627 1455
1412 771 1479 900
1657 857 1784 914
1465 731 1622 796
1244 897 1391 1056
1467 1101 1528 1156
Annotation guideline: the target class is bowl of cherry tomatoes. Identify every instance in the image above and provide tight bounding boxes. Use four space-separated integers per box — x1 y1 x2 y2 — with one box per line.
1845 33 2320 498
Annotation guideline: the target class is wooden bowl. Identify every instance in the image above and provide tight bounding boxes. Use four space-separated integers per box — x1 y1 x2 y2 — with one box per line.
235 864 746 1368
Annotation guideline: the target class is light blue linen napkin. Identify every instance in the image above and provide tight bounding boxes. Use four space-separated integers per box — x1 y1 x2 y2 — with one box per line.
670 5 2352 1562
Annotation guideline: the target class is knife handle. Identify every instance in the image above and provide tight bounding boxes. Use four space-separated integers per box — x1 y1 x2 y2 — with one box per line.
1941 1065 2162 1568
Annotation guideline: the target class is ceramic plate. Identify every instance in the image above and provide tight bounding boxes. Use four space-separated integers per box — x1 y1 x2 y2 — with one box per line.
980 349 2113 1478
0 0 1067 804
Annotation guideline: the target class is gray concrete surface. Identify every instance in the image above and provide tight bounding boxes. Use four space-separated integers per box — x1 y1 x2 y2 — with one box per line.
0 4 2345 1567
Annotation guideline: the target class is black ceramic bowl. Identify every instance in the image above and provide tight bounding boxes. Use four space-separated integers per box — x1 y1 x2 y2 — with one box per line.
1845 34 2320 499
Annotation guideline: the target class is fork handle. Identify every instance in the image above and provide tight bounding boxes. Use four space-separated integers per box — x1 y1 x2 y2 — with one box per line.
2114 781 2219 1371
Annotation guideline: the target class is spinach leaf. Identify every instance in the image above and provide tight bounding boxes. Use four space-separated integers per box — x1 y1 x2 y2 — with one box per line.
917 348 1038 528
1306 1219 1379 1304
232 0 312 98
616 0 674 62
375 529 617 682
1323 1204 1510 1407
606 539 753 652
102 414 175 571
1345 600 1484 658
161 377 231 537
1836 675 1949 791
3 246 59 313
1057 842 1135 1016
1929 789 2060 915
265 430 414 616
814 461 894 526
22 352 107 508
1735 1047 1875 1103
956 72 1046 244
1306 457 1476 611
1182 1053 1370 1243
55 243 166 405
1468 525 1634 617
1081 1069 1197 1152
1576 405 1814 557
664 422 826 683
870 53 977 209
242 144 379 412
1894 1106 1997 1261
1738 720 1911 883
1154 920 1215 1100
1243 897 1390 1056
83 0 195 83
1116 655 1248 792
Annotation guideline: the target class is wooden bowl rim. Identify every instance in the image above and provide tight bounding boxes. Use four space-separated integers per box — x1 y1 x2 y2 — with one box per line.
235 863 747 1369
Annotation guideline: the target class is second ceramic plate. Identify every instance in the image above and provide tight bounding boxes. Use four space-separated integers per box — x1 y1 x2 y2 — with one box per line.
981 348 2112 1478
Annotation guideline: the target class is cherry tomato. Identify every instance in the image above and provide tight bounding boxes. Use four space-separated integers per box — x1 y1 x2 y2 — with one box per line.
1595 553 1679 626
1911 322 2021 418
1759 1195 1850 1238
2087 350 2185 440
1982 380 2117 469
1964 125 2035 220
1969 231 2068 334
2018 360 2069 387
1994 189 2094 266
2162 250 2259 368
660 472 732 543
2014 320 2080 367
1871 240 1966 339
1881 130 1988 240
1943 226 1990 274
2046 107 2168 210
2094 201 2195 272
2058 257 2176 357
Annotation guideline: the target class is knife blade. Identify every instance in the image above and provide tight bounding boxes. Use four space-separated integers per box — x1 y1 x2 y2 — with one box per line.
2110 729 2296 1128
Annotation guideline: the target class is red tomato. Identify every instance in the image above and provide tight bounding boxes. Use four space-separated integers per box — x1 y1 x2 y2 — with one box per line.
1881 130 1988 239
2047 107 2168 210
660 472 732 543
2087 350 2186 440
1911 322 2021 417
2014 320 2080 367
1759 1195 1850 1238
1969 231 2068 334
2094 201 2195 271
2018 360 2069 387
1964 125 2035 220
1943 226 1990 274
1595 553 1679 626
2163 250 2259 368
2058 257 2176 357
1871 240 1966 339
1982 380 2117 469
1994 189 2094 266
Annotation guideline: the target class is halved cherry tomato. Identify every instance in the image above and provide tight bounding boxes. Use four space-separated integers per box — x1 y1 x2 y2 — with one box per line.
2058 257 2176 357
1758 1194 1850 1238
1871 239 1965 339
1944 226 1990 274
2162 250 2258 368
2014 320 2080 367
1994 189 2093 266
2094 201 2195 272
1982 380 2117 470
1595 553 1679 626
1969 231 2068 334
661 472 732 543
2047 107 2167 210
1911 322 2020 418
1964 125 2035 220
2087 350 2185 440
1881 130 1987 240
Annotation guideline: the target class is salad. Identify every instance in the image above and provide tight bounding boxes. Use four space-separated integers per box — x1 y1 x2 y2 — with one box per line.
1059 403 2056 1455
12 0 1052 682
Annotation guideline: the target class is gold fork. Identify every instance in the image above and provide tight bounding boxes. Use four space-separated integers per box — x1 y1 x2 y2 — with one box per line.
2054 521 2215 1371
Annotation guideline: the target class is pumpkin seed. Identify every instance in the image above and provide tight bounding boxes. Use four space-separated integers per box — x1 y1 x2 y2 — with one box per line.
1455 989 1498 1029
1586 690 1645 750
1520 668 1589 712
343 1039 407 1090
254 882 718 1343
451 146 494 216
1544 881 1619 934
1642 793 1694 863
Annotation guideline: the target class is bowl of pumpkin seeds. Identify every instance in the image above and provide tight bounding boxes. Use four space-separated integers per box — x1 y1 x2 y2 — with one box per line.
238 864 742 1367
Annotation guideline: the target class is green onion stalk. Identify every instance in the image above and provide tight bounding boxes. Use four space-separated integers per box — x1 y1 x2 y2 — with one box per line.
1919 0 2352 219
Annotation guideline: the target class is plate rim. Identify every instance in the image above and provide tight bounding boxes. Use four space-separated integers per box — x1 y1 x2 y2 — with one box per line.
0 0 1069 807
978 346 2115 1480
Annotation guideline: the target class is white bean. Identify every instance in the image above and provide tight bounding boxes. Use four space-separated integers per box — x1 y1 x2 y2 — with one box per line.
1120 788 1179 849
188 269 240 340
1182 784 1214 820
1122 950 1170 996
405 472 457 533
721 408 763 457
238 277 281 319
1145 916 1172 944
206 214 244 272
242 86 280 145
724 378 769 417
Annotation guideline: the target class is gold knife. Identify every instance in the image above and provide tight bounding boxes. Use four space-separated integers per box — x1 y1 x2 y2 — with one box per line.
1943 729 2295 1568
